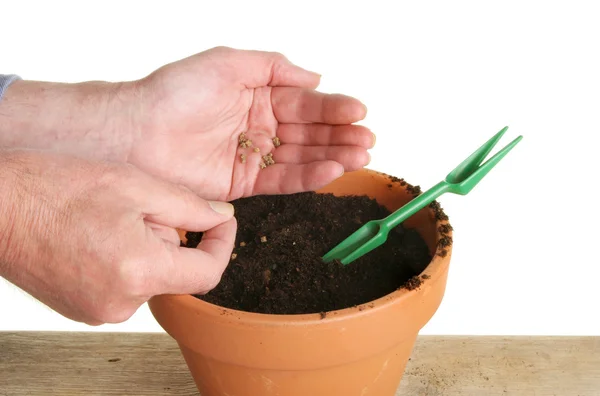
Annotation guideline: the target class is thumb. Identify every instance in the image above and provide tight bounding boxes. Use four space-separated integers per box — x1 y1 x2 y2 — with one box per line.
210 46 321 89
160 216 237 295
124 170 237 294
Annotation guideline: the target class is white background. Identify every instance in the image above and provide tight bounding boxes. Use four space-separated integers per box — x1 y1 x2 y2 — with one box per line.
1 0 598 335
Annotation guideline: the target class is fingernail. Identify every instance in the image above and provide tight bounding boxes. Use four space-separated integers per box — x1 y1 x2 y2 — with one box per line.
371 133 376 148
333 163 345 178
208 201 234 216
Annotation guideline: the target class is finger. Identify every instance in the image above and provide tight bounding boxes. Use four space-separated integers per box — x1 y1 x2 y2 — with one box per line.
277 123 376 148
143 188 234 232
211 46 321 89
161 217 237 295
272 144 370 171
271 87 367 124
145 220 180 245
121 166 235 231
252 161 344 195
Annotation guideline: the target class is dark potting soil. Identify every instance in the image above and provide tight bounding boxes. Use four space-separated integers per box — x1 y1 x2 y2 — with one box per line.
184 190 442 315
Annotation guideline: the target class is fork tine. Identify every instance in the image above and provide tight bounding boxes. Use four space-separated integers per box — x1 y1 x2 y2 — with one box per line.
458 135 523 193
447 126 509 183
321 241 353 263
339 237 386 265
322 225 371 262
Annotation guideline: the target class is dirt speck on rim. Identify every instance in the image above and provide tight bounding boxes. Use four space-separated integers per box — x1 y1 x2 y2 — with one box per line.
438 223 453 233
438 235 452 248
404 276 423 290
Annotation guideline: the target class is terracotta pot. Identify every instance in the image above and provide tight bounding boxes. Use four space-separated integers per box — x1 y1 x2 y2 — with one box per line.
148 168 452 396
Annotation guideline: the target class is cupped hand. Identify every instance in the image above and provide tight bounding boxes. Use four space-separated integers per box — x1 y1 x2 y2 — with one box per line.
0 150 236 325
128 46 374 201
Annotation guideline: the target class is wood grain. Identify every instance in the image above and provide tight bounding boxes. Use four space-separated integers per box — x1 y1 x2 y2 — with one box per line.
1 332 599 395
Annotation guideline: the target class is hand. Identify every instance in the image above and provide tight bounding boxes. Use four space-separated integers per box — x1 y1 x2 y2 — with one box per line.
0 46 374 201
131 46 374 200
0 150 236 325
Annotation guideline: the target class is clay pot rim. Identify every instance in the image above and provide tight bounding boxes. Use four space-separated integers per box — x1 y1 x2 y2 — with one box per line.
160 169 452 325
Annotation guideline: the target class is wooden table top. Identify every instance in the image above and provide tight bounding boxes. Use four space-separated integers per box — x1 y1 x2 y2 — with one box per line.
1 332 598 395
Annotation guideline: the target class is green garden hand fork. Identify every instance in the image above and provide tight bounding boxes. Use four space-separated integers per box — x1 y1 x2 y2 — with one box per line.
322 126 523 265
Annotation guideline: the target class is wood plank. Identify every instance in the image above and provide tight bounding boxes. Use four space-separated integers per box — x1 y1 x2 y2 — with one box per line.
399 336 600 396
1 332 599 395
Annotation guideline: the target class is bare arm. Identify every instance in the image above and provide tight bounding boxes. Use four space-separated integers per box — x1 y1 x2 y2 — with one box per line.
0 47 373 202
0 78 140 161
0 148 235 325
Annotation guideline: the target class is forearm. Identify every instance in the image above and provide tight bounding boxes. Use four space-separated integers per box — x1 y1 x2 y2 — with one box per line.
0 149 64 285
0 79 140 161
0 150 28 277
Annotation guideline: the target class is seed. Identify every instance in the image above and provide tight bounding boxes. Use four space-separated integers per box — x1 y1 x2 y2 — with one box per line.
273 137 281 147
254 147 260 152
262 152 275 166
240 154 246 163
260 236 267 243
240 242 246 247
231 253 237 260
259 161 267 169
263 269 271 284
239 132 253 148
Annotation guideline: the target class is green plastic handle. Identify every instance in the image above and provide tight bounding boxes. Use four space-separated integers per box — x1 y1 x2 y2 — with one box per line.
382 181 449 230
322 126 523 265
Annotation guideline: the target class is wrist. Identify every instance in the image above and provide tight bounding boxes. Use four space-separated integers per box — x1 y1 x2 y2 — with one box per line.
0 150 65 282
0 151 28 274
0 79 142 162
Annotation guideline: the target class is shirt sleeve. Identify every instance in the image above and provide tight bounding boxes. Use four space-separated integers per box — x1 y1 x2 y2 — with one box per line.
0 74 21 101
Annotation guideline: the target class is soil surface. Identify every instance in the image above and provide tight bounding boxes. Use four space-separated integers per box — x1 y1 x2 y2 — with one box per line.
184 191 438 315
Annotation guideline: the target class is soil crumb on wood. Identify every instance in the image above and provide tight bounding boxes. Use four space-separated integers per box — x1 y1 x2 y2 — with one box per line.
185 192 433 315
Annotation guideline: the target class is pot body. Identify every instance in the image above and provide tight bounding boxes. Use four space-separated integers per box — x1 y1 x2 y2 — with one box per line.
149 169 452 396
